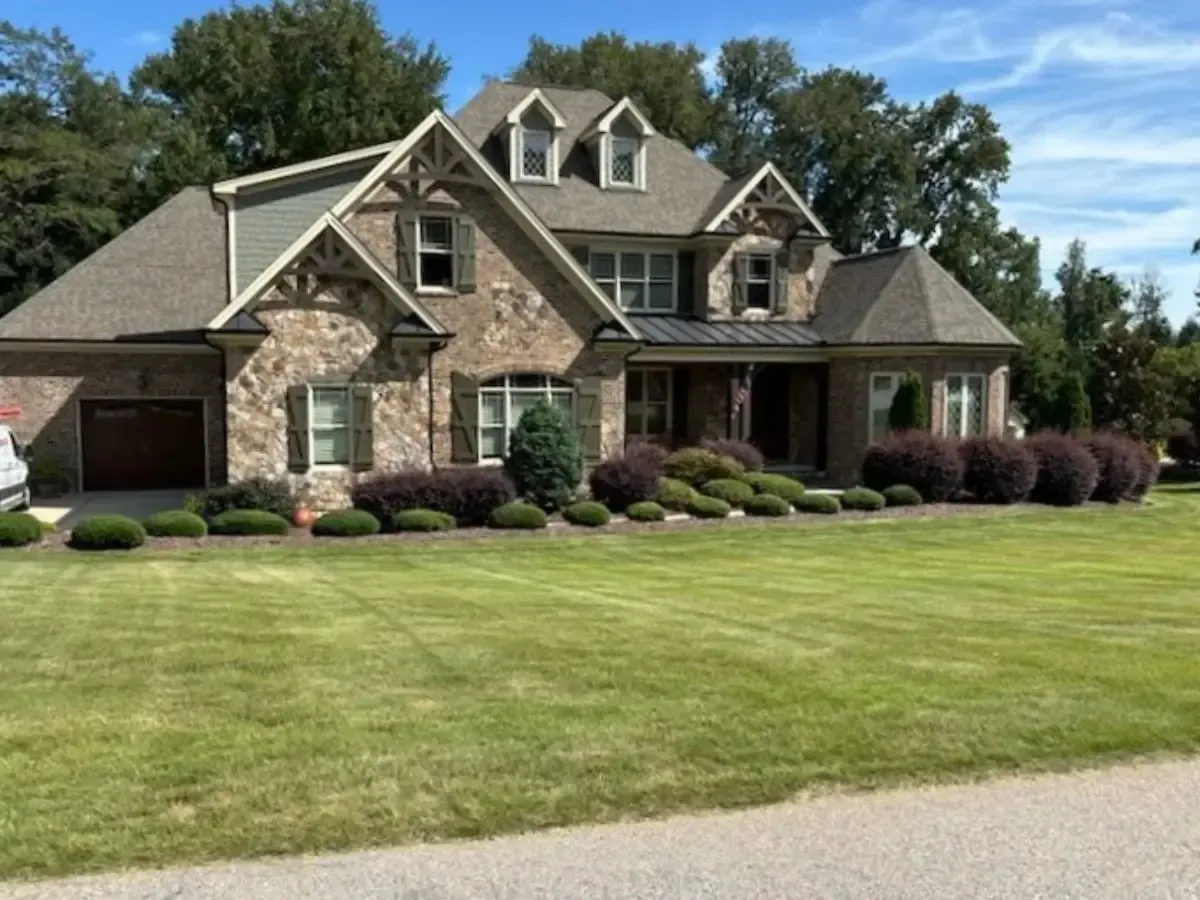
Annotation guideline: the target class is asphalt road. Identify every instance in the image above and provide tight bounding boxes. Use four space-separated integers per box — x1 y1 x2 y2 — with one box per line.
4 759 1198 900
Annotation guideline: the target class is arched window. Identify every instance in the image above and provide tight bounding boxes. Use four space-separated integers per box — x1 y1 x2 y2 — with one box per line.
479 374 575 460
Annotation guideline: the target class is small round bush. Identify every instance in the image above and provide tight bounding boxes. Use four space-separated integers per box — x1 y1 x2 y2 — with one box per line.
699 477 755 507
882 484 923 507
1084 432 1141 503
68 515 146 551
656 477 699 511
563 501 611 527
489 501 548 530
960 437 1037 505
312 509 381 537
861 431 963 502
664 447 744 486
623 440 668 473
840 486 886 511
743 493 791 517
588 454 660 511
143 510 208 538
1027 433 1099 507
625 501 666 522
795 493 841 515
687 495 731 519
209 509 291 536
699 438 765 472
741 472 805 504
1130 443 1159 500
198 477 295 519
0 512 44 547
392 509 456 532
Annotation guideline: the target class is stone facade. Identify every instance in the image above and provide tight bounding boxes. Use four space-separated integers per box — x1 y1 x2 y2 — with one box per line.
0 351 225 491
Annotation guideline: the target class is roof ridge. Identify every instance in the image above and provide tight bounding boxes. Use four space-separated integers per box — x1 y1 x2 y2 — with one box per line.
500 79 613 101
909 246 1020 343
830 244 916 266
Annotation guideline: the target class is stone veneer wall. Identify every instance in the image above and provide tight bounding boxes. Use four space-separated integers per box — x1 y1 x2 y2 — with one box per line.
0 351 225 491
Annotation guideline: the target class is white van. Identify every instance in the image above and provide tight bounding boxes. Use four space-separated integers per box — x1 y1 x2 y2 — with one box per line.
0 424 31 512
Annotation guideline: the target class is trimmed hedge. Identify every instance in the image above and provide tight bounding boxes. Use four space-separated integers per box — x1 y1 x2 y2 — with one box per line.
623 440 669 473
312 509 381 537
0 512 43 547
208 509 291 536
840 487 886 511
1130 443 1159 500
198 478 295 519
687 495 731 519
68 515 146 551
351 467 516 528
625 501 666 522
960 437 1037 505
664 447 744 486
1027 433 1099 507
699 438 765 472
795 493 841 515
1084 432 1141 503
743 493 791 517
741 472 806 504
392 509 456 532
588 454 660 511
699 477 755 508
143 510 208 538
489 501 548 530
861 431 963 502
882 484 923 507
656 477 699 511
563 501 611 527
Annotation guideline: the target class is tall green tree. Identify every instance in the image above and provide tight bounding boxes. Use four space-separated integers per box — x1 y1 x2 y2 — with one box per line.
1088 317 1171 440
1054 239 1127 357
1127 268 1173 345
709 37 799 176
133 0 448 176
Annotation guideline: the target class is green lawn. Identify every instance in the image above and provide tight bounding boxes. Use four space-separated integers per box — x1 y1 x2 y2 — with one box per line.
2 490 1200 879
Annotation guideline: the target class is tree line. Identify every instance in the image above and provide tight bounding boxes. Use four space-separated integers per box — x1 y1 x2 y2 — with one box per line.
3 0 1198 441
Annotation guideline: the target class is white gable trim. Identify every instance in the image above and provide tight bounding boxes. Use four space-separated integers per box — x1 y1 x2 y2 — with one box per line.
205 212 446 334
583 96 656 140
496 87 567 132
331 110 641 339
211 141 399 196
702 162 830 237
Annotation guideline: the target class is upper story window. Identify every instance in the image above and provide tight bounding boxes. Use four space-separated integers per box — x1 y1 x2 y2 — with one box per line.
520 128 551 180
745 254 774 309
589 251 675 312
396 211 477 293
418 215 455 289
610 137 639 187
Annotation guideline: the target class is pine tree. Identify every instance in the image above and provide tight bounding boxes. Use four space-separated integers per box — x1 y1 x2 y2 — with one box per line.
505 400 582 510
888 372 927 431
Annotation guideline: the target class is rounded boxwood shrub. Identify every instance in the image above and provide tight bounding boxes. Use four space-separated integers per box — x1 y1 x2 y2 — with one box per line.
489 501 548 530
664 447 744 486
960 437 1037 505
0 512 44 547
588 454 660 511
209 509 291 536
143 510 208 538
625 501 666 522
504 401 582 510
68 515 146 551
1084 432 1141 503
861 431 963 502
741 472 806 504
795 493 841 515
1027 433 1099 507
656 477 699 511
699 477 755 508
392 509 456 532
882 484 923 507
198 477 295 519
563 500 611 527
312 509 381 537
743 493 791 517
687 495 731 519
698 438 765 472
840 486 886 511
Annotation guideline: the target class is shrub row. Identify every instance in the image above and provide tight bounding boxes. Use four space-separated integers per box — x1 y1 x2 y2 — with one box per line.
741 472 805 504
352 467 516 528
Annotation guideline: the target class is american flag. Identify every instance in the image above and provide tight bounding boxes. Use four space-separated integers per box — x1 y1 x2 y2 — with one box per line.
731 364 758 417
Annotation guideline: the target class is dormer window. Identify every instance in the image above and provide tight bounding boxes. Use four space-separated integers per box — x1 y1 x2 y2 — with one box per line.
610 137 638 186
495 88 566 186
520 128 551 180
580 96 655 192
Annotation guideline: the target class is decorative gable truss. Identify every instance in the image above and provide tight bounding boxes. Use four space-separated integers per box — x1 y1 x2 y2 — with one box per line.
702 162 830 238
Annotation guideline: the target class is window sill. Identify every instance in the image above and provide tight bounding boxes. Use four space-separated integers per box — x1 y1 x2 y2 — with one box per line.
476 457 504 468
307 464 353 475
415 286 457 297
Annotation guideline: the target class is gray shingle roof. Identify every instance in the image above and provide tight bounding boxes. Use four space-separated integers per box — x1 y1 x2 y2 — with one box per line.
0 187 227 341
454 82 730 236
596 315 821 347
812 246 1021 347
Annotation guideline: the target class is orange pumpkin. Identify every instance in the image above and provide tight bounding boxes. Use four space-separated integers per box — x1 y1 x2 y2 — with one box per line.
293 505 317 528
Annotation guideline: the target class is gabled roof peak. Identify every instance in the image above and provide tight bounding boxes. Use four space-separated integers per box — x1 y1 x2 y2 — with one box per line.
498 87 567 132
580 96 656 141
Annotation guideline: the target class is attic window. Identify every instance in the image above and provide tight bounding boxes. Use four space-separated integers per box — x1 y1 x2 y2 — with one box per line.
611 137 638 186
520 128 551 180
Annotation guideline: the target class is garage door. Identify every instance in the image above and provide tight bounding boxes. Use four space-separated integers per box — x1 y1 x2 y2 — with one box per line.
80 399 207 491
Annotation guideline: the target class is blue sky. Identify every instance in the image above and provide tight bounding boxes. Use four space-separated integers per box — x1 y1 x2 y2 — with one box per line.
15 0 1200 321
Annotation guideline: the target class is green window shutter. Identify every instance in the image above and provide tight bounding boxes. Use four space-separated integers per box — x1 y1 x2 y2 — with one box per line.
450 371 479 463
455 215 476 292
677 250 696 315
350 384 374 471
568 245 590 267
395 211 418 286
286 385 310 473
671 368 690 443
731 254 748 314
773 250 790 314
577 377 603 463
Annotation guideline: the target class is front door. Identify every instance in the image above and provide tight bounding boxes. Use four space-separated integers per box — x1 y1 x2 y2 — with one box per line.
750 365 790 462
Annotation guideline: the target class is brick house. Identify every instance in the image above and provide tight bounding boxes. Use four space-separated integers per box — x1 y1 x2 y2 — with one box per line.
0 82 1019 506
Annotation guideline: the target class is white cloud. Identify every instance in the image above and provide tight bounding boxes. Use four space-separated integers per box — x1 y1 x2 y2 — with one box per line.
123 30 163 48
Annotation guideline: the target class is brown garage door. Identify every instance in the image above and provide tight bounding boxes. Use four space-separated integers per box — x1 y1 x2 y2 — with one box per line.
80 399 207 491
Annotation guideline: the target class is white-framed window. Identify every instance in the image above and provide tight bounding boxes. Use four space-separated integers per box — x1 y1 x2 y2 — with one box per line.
610 136 639 187
945 373 986 437
589 250 675 311
309 385 352 467
417 214 455 289
519 128 551 180
479 374 575 461
746 253 774 309
868 372 903 444
625 368 672 440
